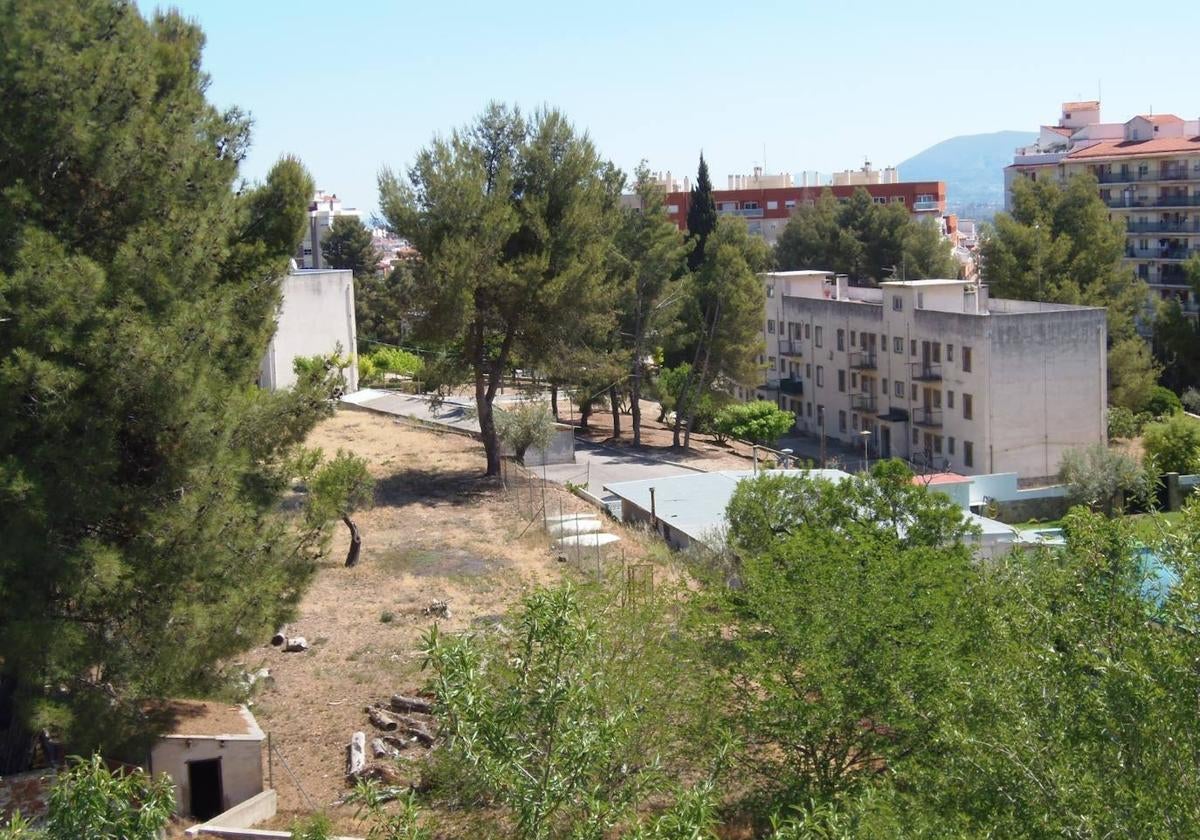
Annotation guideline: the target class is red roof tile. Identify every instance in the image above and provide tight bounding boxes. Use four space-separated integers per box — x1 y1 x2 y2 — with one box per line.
1062 100 1100 111
1065 136 1200 160
1043 125 1073 136
1133 114 1183 124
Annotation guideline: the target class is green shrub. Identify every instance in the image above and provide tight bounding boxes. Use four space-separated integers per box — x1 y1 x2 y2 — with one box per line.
1107 406 1148 440
1182 388 1200 415
713 400 795 445
371 347 423 378
358 354 378 384
494 401 557 462
1142 413 1200 475
1144 385 1182 417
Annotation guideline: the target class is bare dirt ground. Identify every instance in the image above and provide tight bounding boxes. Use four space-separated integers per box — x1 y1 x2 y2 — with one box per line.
228 408 676 835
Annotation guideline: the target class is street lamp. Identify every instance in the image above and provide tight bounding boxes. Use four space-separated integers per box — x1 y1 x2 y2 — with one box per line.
859 429 872 473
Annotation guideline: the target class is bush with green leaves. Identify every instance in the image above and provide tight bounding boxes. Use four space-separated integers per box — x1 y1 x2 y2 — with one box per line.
371 347 424 378
421 584 707 839
1183 387 1200 415
1144 384 1183 417
494 401 557 463
0 755 174 840
1106 406 1149 440
713 400 794 445
1059 443 1150 515
1142 413 1200 475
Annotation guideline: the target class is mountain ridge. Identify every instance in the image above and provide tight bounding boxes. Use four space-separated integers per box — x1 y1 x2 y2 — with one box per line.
898 130 1035 217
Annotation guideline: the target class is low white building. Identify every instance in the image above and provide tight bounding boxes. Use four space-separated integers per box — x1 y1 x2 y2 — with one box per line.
753 272 1107 481
259 265 358 393
147 701 265 822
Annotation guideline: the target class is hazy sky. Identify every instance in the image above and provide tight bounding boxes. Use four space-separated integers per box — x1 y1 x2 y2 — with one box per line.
173 0 1200 216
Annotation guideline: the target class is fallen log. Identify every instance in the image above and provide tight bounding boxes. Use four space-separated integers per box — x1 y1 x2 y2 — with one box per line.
366 705 399 731
283 637 308 653
347 731 366 777
389 694 433 715
371 737 393 759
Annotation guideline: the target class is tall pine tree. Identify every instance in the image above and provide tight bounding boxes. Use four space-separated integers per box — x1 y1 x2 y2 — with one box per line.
686 154 718 271
0 0 339 769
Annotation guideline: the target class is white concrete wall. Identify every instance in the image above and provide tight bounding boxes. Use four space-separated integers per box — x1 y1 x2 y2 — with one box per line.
149 736 264 818
259 269 358 393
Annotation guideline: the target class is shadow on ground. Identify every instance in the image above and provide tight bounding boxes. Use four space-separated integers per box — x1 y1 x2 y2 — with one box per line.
374 467 499 508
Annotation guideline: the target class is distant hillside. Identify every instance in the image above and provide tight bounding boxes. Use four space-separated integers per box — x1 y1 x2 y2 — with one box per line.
898 131 1035 217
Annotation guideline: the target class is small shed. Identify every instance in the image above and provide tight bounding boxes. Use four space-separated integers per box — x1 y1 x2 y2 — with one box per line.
147 701 265 822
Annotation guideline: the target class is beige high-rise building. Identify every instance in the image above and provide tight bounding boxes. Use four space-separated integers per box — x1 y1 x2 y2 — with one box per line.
1006 102 1200 310
295 190 363 270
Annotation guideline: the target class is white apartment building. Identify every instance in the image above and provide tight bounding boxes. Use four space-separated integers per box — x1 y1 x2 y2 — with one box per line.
755 271 1107 480
295 190 363 269
1006 101 1200 307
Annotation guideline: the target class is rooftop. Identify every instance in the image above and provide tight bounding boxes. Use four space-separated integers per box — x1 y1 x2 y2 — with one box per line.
150 700 262 739
1065 136 1200 160
1063 100 1100 110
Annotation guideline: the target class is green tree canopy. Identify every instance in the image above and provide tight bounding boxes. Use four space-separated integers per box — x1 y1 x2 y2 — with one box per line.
321 214 382 279
686 154 718 272
379 103 622 474
0 0 337 769
1142 413 1200 475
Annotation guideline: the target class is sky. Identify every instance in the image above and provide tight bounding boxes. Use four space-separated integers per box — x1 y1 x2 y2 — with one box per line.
172 0 1200 218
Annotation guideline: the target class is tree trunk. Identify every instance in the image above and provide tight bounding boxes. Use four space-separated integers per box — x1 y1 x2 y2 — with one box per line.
580 401 592 430
632 371 643 446
609 386 621 438
550 383 559 419
343 514 362 567
684 299 722 450
476 375 501 476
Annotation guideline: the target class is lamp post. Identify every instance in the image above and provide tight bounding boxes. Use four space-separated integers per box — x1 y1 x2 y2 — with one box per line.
859 429 872 474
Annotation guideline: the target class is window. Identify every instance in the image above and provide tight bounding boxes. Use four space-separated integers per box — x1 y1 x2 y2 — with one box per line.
817 405 825 426
933 435 943 455
806 363 812 378
768 319 776 334
815 326 823 347
963 393 973 420
852 414 859 430
851 372 859 388
768 356 776 370
836 329 845 351
910 339 917 356
894 337 904 354
850 330 857 346
947 390 955 409
667 204 679 214
963 346 972 372
894 380 904 397
743 201 760 210
838 410 847 433
881 377 888 393
804 323 811 339
816 366 824 387
912 427 920 445
917 292 924 309
881 333 887 348
892 296 903 311
807 402 813 417
838 369 846 392
946 344 954 362
785 199 797 209
873 196 887 204
911 384 918 401
767 200 779 210
896 196 905 204
948 436 956 455
964 440 974 468
766 285 775 298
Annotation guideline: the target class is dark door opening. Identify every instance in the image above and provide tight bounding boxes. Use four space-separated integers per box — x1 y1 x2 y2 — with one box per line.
188 758 223 821
880 426 891 459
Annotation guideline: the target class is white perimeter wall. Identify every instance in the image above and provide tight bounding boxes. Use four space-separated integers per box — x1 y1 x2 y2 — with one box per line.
259 269 358 393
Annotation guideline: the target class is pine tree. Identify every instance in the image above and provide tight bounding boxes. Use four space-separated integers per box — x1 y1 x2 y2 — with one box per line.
0 0 338 769
686 154 718 271
380 104 621 475
321 215 382 279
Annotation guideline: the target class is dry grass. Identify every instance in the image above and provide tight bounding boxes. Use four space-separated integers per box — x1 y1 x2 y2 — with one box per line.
226 408 676 834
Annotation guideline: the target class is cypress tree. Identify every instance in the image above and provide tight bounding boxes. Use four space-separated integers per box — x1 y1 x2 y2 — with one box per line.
686 154 718 271
0 0 339 768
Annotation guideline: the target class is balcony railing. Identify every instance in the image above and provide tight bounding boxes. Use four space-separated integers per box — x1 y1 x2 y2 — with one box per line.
850 393 877 413
910 362 943 381
848 351 877 370
1107 194 1200 209
718 207 764 218
1098 169 1198 184
913 407 943 428
1126 247 1198 260
1126 221 1200 234
779 378 804 395
912 200 941 211
777 339 803 357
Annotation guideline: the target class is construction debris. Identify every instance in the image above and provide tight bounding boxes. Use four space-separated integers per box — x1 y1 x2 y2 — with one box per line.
422 600 451 619
283 636 308 652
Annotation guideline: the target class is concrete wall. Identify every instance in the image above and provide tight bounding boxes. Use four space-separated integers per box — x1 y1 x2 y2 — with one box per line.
186 790 277 835
149 736 264 818
259 269 358 393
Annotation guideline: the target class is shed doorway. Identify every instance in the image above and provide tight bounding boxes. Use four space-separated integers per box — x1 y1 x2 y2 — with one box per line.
188 758 223 820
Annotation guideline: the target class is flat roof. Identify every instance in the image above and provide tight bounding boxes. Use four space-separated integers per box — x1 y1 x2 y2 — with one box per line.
880 278 969 288
150 700 262 739
766 270 834 278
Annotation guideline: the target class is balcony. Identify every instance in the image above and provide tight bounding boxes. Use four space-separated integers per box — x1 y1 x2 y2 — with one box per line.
777 339 803 357
718 207 764 218
850 393 877 414
779 378 804 396
1099 169 1198 184
1126 247 1198 260
848 351 877 370
912 200 941 212
1126 221 1200 234
910 362 943 381
1107 194 1200 209
913 407 943 428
